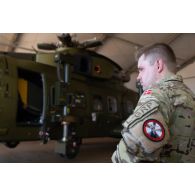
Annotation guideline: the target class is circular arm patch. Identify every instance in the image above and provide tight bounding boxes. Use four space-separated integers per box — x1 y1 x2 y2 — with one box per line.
143 119 165 142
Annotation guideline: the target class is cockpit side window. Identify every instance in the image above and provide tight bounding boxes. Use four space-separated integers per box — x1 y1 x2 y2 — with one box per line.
107 96 117 113
124 100 134 114
93 95 103 112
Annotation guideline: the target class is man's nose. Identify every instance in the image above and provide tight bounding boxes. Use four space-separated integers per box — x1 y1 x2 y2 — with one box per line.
137 74 140 81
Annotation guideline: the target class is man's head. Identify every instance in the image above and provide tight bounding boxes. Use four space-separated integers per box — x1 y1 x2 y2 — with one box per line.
136 43 177 90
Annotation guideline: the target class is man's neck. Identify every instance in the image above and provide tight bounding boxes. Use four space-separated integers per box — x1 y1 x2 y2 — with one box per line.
157 71 175 83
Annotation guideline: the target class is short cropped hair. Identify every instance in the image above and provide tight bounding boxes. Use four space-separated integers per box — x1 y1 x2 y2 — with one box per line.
136 43 177 73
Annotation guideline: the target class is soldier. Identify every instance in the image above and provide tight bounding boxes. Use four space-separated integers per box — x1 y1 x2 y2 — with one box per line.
112 43 195 162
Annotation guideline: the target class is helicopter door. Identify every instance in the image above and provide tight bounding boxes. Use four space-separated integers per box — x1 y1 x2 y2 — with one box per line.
122 97 134 119
16 68 43 125
0 56 17 135
89 95 104 136
105 96 122 135
91 95 122 137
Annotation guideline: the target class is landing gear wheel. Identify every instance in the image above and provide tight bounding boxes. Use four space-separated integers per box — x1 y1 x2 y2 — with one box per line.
5 141 20 148
59 136 82 159
66 137 81 159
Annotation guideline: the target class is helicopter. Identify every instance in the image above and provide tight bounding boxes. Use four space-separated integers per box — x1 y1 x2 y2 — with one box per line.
0 34 139 159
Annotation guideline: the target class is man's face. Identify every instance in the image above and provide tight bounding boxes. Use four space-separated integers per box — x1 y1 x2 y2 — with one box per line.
137 55 158 91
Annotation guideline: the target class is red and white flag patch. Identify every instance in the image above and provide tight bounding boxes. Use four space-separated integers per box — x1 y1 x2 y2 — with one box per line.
143 89 152 95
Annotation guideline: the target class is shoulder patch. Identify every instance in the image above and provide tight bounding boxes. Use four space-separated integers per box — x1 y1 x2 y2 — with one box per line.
143 119 165 142
123 100 159 128
143 89 152 95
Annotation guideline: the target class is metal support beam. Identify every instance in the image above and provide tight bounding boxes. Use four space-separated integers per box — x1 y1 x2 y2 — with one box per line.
8 33 23 52
107 34 143 48
166 33 183 44
178 55 195 71
93 33 110 52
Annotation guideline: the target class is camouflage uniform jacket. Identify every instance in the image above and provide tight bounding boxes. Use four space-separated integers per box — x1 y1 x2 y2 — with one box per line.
112 75 195 162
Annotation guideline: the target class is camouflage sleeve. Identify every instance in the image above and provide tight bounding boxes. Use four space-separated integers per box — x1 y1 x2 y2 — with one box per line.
112 90 171 163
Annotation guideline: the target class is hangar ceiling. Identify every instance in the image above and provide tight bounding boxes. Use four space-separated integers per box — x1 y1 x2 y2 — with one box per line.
0 33 194 73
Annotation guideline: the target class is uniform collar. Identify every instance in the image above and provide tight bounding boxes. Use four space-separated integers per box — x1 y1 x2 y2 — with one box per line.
146 75 183 89
160 74 183 83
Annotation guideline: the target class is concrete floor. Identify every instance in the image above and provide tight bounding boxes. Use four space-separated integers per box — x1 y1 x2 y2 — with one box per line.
0 137 119 163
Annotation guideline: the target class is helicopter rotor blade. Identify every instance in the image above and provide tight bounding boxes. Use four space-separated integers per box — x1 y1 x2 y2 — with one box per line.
80 39 102 49
37 43 57 50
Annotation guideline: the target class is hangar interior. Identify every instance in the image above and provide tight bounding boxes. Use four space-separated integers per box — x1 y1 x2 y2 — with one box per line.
0 33 195 92
0 33 195 162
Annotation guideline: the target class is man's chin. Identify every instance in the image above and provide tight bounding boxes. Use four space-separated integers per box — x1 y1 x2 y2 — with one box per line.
143 86 149 91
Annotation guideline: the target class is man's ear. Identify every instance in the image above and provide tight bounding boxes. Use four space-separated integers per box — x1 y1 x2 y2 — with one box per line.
156 59 164 73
